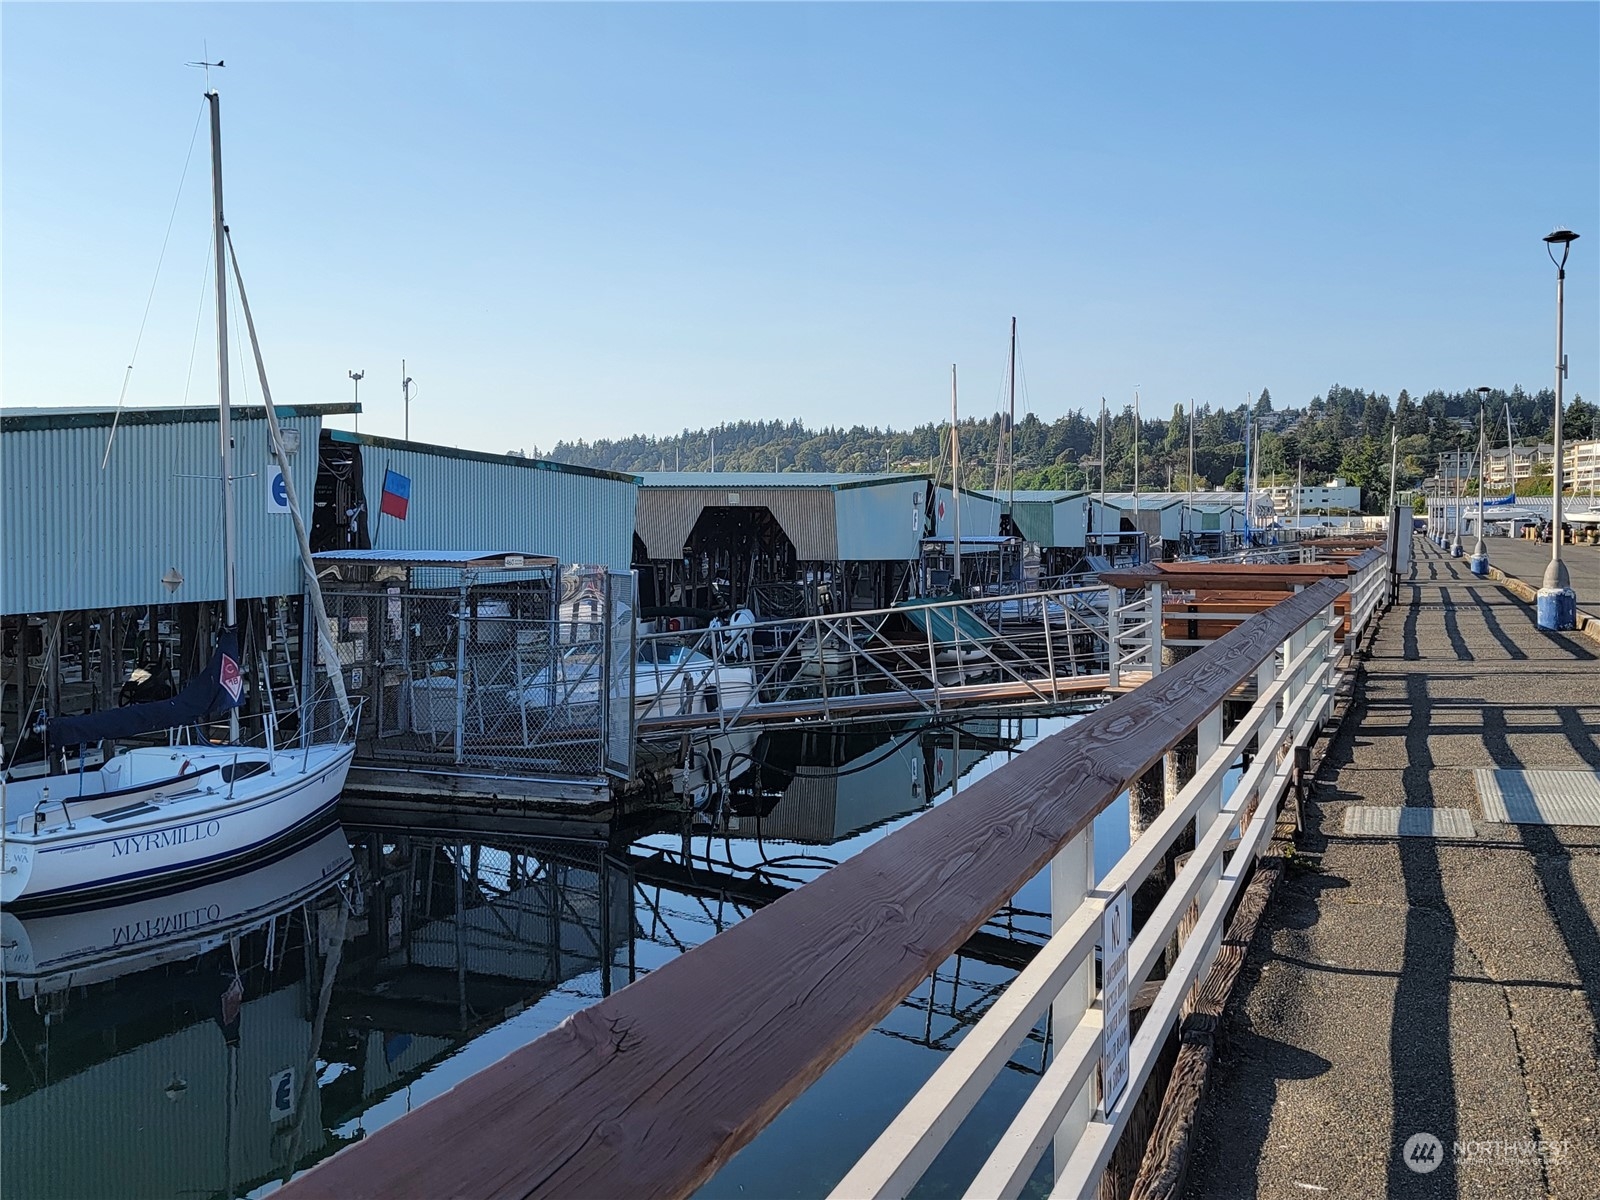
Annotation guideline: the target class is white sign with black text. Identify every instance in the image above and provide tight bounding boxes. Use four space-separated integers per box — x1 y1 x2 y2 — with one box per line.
1099 888 1130 1113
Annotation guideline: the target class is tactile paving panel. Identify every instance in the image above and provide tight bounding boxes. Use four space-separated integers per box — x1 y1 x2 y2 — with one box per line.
1475 769 1600 827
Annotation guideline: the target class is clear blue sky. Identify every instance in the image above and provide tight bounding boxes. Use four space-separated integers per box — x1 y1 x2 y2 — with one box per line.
4 3 1596 451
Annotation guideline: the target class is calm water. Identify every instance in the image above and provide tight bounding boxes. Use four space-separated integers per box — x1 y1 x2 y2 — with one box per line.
1 714 1131 1200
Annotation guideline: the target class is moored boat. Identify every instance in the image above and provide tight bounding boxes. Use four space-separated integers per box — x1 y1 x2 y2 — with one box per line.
1 88 356 909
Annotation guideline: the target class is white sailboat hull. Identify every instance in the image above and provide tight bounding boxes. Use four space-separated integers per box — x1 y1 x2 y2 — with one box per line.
2 824 354 996
1 743 354 909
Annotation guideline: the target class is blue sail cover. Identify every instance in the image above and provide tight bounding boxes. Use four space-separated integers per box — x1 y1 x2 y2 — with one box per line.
48 629 247 746
1482 493 1518 507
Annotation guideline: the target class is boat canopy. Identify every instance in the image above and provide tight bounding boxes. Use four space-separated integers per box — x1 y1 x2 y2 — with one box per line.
894 595 998 642
46 629 246 747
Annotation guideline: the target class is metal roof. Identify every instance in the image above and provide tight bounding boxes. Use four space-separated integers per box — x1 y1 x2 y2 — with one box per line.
314 550 559 568
993 490 1088 504
331 429 639 484
639 471 923 490
2 402 357 433
1106 493 1186 510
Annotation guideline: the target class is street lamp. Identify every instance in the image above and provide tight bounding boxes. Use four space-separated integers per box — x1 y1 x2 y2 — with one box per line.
1538 227 1579 630
348 369 364 432
1450 424 1466 557
1470 386 1490 576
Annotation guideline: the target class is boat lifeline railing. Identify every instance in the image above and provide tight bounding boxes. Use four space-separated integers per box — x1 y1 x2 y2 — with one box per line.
173 680 364 756
634 582 1160 733
274 560 1387 1200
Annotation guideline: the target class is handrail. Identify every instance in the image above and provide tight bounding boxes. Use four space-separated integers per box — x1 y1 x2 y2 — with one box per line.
631 583 1131 734
276 576 1350 1200
838 596 1345 1199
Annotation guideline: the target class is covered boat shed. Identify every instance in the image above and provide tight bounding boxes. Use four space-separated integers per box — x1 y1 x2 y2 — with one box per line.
317 430 639 572
994 490 1091 575
1107 494 1187 557
633 472 930 617
929 485 1003 543
2 402 354 768
1184 501 1247 553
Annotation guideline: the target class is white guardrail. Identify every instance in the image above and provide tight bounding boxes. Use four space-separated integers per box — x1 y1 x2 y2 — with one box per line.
830 548 1388 1200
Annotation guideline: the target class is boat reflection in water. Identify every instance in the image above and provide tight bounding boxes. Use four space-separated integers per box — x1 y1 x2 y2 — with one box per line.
1 822 637 1200
1 826 356 1200
719 719 1008 844
3 715 1083 1199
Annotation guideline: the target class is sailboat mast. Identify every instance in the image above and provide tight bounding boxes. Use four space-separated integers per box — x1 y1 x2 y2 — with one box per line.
1187 397 1195 538
1388 424 1399 514
1098 397 1107 554
1006 316 1016 503
206 89 239 736
1133 389 1141 519
951 364 962 590
1504 402 1515 491
207 92 239 632
1243 405 1253 542
1477 399 1487 539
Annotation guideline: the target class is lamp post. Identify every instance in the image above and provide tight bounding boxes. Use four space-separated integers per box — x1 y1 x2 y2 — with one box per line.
1450 428 1465 557
1538 227 1579 630
348 370 364 432
1470 387 1490 575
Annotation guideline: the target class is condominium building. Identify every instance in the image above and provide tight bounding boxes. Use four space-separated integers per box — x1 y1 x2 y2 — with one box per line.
1483 444 1552 487
1480 440 1599 492
1268 477 1362 516
1565 439 1600 494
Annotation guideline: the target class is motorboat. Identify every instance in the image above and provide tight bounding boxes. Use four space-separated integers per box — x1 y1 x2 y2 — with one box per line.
508 640 757 722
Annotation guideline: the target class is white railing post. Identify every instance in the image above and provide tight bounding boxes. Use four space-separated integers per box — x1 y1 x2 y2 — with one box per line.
1051 824 1096 1179
1148 583 1164 676
1344 568 1362 658
1106 591 1121 687
1192 703 1224 977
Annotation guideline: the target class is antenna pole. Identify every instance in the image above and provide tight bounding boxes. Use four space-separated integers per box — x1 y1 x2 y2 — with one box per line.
402 359 413 441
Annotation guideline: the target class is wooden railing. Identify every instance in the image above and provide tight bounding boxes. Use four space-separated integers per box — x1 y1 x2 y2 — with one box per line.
278 562 1385 1200
1103 545 1385 653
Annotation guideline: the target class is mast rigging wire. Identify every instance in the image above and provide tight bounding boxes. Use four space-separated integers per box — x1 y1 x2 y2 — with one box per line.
102 99 208 470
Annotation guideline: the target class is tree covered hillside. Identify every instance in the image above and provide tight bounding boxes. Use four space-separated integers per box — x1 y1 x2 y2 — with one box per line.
537 386 1594 513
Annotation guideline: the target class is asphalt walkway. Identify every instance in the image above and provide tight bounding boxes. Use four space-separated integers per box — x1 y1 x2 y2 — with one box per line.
1185 537 1600 1199
1478 535 1600 618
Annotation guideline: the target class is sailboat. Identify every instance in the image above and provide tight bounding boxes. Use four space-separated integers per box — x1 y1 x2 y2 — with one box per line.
1 90 357 909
